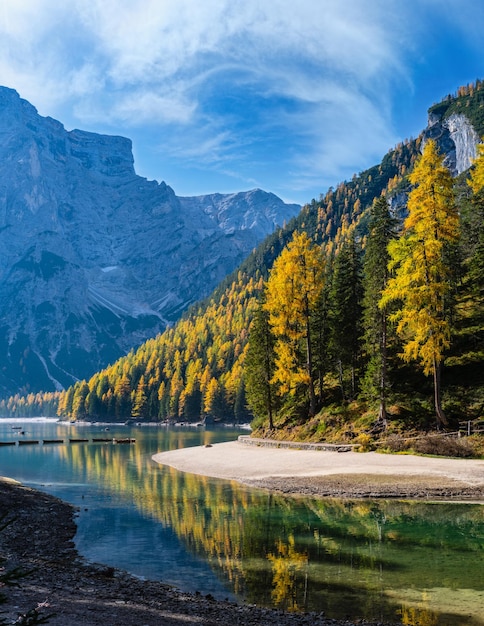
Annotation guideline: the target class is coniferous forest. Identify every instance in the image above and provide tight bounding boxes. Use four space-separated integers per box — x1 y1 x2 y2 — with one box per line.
2 83 484 450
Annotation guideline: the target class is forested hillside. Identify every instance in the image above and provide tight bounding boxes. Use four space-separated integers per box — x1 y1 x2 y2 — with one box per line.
2 83 483 444
50 136 422 424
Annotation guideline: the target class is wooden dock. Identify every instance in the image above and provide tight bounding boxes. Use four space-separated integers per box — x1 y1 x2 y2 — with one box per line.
0 437 136 447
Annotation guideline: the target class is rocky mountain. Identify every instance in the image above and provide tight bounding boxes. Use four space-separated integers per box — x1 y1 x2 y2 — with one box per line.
0 87 300 396
423 111 480 175
388 107 481 218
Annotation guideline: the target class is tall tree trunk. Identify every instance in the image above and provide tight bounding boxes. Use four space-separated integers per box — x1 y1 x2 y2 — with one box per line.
337 359 346 402
350 362 357 400
264 330 274 430
433 359 448 428
378 313 388 427
266 376 274 431
305 312 316 417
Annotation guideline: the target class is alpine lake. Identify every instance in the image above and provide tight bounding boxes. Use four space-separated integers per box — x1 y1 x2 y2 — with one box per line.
0 419 482 625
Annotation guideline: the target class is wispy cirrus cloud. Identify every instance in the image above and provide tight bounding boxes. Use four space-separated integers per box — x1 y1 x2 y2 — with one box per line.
0 0 482 201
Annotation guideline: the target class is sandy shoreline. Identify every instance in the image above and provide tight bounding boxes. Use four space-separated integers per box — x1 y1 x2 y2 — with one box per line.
153 440 484 500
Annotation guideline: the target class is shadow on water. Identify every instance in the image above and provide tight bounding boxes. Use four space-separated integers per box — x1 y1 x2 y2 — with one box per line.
0 419 483 625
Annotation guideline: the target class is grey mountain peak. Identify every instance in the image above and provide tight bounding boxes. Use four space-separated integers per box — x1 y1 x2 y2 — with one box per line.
0 87 300 395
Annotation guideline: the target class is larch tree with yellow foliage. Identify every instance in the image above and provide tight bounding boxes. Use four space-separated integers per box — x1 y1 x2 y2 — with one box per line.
264 231 324 417
469 142 484 194
380 139 459 427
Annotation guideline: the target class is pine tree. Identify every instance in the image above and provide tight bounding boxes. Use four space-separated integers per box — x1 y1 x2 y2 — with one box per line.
311 243 334 404
329 233 363 400
87 389 102 418
234 380 249 424
245 301 277 429
380 139 459 427
264 231 324 417
362 196 397 425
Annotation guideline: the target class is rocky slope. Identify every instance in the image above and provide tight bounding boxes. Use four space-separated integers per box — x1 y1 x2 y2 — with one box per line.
390 109 480 219
423 110 480 174
0 87 299 396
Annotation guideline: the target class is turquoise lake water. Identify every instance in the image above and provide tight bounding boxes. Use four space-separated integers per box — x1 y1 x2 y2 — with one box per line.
0 418 483 625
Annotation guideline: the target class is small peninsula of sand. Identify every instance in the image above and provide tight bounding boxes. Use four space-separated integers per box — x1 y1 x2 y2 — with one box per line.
152 438 484 500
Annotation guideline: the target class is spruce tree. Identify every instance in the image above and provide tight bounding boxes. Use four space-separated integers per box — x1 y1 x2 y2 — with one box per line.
362 196 397 425
311 244 333 404
245 300 276 429
329 233 363 401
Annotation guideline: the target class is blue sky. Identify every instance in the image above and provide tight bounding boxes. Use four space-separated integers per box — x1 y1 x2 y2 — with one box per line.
0 1 482 205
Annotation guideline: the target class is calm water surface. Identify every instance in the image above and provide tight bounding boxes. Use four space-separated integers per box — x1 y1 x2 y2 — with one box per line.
0 418 483 626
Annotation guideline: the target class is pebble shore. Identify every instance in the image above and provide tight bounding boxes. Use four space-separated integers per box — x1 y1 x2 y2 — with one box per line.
0 478 402 626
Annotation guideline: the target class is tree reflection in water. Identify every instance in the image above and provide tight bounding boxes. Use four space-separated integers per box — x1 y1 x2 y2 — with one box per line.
14 425 483 626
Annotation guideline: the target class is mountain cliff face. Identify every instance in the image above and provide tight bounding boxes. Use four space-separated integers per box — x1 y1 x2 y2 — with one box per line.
388 109 481 219
424 111 480 174
0 87 300 396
